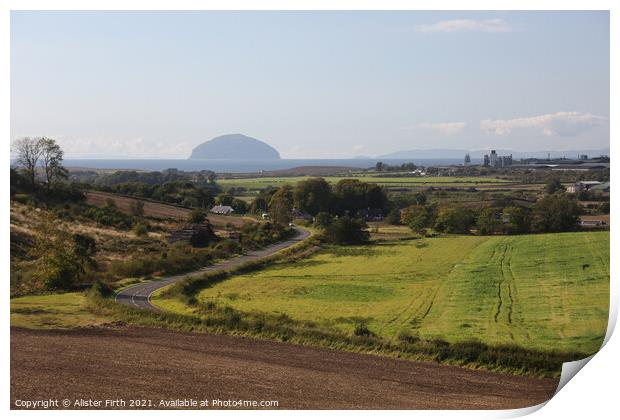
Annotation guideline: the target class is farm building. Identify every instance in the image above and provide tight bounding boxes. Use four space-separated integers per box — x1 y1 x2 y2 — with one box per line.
590 182 610 193
567 181 603 193
580 219 607 228
211 205 234 215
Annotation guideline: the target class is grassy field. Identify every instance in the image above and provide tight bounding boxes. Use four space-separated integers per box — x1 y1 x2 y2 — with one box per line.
10 292 113 329
217 176 514 190
154 232 609 355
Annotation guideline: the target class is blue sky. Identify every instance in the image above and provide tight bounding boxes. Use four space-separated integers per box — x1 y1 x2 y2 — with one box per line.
11 11 609 158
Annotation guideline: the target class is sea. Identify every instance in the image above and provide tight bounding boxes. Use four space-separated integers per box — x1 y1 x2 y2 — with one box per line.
62 158 478 173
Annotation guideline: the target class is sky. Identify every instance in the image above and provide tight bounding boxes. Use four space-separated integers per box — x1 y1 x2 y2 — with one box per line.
10 11 610 159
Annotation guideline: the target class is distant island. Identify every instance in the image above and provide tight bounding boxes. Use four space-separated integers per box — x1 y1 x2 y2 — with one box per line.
189 134 281 160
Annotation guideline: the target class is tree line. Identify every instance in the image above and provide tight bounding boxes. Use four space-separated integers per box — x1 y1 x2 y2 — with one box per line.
11 137 68 191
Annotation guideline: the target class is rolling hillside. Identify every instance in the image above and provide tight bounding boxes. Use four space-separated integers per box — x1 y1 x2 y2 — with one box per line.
154 232 609 355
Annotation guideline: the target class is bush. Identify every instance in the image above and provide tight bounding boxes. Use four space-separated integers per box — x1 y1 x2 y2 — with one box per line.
353 323 373 337
532 194 581 233
232 198 248 214
214 239 242 255
109 245 214 278
397 330 420 344
187 208 207 224
82 204 134 229
188 223 217 248
240 222 293 249
133 222 148 237
322 216 369 245
13 193 31 204
385 208 402 225
434 207 476 234
90 280 114 298
401 205 432 232
313 212 333 229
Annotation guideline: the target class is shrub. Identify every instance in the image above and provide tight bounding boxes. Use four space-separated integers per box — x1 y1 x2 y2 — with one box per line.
434 207 476 234
322 216 369 245
187 208 207 224
133 222 148 237
90 280 114 298
397 330 420 344
353 323 373 337
214 239 241 255
385 208 402 225
532 194 581 233
13 193 31 204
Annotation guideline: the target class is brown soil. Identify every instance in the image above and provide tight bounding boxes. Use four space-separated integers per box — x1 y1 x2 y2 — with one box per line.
11 326 558 410
85 191 250 227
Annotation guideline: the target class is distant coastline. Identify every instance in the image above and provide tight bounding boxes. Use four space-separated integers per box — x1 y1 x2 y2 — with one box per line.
61 158 480 173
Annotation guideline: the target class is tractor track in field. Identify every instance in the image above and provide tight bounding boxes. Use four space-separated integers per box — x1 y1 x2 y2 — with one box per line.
494 242 515 325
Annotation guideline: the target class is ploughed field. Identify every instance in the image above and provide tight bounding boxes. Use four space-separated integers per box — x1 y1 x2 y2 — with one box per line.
10 326 559 409
85 191 249 227
154 231 609 355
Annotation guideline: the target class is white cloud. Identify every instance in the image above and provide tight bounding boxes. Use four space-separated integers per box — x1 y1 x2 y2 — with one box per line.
51 136 194 158
416 19 512 33
480 112 606 137
416 122 467 136
353 145 365 151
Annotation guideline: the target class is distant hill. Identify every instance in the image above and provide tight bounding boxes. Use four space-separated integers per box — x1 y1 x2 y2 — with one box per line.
377 148 610 160
377 149 469 159
189 134 281 160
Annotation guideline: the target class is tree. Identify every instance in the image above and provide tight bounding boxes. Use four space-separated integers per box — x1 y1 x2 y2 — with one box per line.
73 233 97 258
268 185 294 227
293 177 332 215
323 216 369 244
216 193 234 206
414 192 427 206
189 222 217 247
313 211 333 229
249 196 269 215
30 215 91 290
232 198 248 214
532 194 581 232
12 137 43 187
401 205 430 233
501 206 531 234
133 222 148 237
545 178 565 194
332 179 389 215
477 207 500 235
434 207 476 234
39 137 67 190
188 208 207 224
375 161 385 172
385 208 402 225
130 200 145 217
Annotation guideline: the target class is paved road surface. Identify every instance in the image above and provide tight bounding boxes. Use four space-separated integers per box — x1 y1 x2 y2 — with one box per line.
115 227 310 310
10 327 559 410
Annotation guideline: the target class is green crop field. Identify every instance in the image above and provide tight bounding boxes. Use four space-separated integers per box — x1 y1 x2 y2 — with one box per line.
154 231 609 355
217 176 514 190
10 292 112 329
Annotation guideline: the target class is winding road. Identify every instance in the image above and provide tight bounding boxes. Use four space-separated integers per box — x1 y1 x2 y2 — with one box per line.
115 227 310 310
